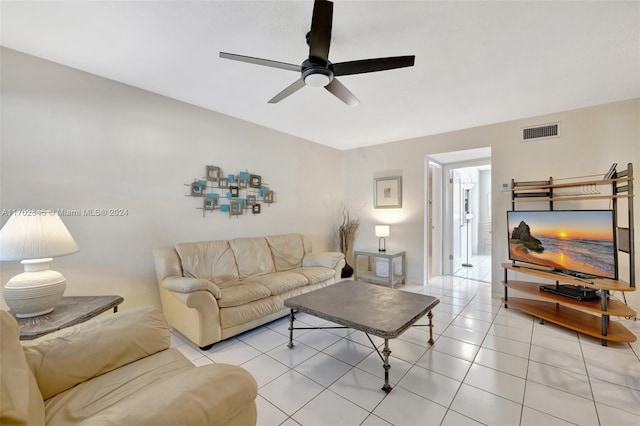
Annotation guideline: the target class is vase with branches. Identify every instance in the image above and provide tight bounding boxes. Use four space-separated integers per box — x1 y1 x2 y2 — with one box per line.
337 209 359 278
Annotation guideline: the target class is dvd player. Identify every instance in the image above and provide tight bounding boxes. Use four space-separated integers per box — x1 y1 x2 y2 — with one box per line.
539 285 600 302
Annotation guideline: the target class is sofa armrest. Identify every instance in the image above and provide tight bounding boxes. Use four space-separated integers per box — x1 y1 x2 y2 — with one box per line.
22 306 170 400
302 252 345 269
161 276 222 299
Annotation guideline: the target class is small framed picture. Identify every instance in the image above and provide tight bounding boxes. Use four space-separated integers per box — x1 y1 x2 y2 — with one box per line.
250 174 262 188
191 181 206 197
230 186 239 197
218 177 229 189
246 195 257 206
239 171 250 179
206 165 220 182
230 200 243 216
252 204 261 214
374 176 402 209
263 190 274 204
203 198 216 211
238 177 248 189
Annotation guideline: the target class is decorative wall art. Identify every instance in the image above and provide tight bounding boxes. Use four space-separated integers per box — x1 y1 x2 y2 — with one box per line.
374 176 402 209
186 165 275 217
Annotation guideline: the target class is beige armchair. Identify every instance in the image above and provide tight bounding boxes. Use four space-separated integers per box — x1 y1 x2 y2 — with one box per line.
0 306 257 425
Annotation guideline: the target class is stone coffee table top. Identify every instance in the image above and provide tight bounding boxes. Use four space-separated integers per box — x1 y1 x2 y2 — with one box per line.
284 280 439 339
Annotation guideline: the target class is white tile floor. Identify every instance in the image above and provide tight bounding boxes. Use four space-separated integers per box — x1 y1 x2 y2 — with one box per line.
172 256 640 426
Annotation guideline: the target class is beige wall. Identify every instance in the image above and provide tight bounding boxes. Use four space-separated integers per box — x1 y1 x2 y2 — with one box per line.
0 48 344 310
2 47 639 312
342 98 640 299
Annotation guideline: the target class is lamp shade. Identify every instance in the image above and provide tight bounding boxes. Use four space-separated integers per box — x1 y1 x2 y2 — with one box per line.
461 182 475 190
0 211 79 261
375 225 390 238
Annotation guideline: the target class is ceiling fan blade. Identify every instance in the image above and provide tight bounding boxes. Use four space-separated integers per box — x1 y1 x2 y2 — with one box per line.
220 52 302 72
268 78 306 103
325 78 360 107
308 0 333 62
332 56 415 76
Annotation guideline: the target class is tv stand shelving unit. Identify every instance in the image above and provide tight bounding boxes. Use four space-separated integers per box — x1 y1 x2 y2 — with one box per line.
503 163 636 345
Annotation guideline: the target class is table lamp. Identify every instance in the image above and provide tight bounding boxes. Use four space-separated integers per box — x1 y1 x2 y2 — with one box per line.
0 211 79 317
375 225 390 252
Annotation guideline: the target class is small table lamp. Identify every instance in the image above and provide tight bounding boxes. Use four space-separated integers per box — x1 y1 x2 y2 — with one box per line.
375 225 390 252
0 211 79 317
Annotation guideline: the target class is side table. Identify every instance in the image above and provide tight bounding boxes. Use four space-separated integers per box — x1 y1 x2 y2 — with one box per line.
13 295 124 340
353 249 406 287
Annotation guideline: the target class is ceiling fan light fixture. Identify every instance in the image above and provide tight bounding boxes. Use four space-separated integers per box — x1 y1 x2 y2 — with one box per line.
304 73 331 87
219 0 415 104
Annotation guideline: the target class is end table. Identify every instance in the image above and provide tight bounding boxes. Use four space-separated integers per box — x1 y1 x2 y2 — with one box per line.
13 295 124 340
353 249 406 287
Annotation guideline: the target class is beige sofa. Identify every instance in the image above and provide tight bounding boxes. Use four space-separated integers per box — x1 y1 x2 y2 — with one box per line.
153 233 345 349
0 306 257 426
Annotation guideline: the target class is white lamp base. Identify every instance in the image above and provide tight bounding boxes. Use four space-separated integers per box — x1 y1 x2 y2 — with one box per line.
3 258 67 318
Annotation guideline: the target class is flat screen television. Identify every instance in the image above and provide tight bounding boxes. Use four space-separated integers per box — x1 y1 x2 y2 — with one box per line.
507 210 617 280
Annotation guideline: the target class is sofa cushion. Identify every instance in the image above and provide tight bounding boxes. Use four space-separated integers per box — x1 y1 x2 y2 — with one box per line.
246 271 308 295
293 266 337 284
23 307 170 400
0 311 45 426
217 281 272 308
229 237 275 278
266 233 305 271
175 240 239 284
220 297 281 329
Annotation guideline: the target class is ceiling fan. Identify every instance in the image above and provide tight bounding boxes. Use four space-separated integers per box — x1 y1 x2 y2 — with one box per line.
219 0 415 106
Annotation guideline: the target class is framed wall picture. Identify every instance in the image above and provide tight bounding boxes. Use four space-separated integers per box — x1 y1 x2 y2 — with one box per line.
191 181 206 197
249 174 262 188
203 198 216 211
230 200 243 216
374 176 402 208
206 165 220 182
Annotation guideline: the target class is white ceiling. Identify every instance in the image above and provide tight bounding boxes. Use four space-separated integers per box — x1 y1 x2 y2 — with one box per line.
1 1 638 151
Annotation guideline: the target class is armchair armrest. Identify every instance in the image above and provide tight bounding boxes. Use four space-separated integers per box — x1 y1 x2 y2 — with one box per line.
302 252 345 269
22 306 170 400
161 276 222 299
80 363 257 426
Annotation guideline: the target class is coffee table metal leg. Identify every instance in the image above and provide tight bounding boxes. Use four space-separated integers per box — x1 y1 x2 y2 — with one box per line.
427 310 434 344
288 309 295 348
382 338 392 393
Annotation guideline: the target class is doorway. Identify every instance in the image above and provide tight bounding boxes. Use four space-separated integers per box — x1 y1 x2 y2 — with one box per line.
425 148 492 283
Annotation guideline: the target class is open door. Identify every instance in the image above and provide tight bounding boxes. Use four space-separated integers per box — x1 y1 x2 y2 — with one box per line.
426 148 492 282
426 161 443 278
451 169 463 273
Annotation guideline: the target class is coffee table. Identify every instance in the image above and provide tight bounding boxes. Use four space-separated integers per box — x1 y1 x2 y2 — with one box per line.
284 281 439 392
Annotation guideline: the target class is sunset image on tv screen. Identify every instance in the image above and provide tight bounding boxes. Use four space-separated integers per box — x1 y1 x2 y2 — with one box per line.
507 210 616 279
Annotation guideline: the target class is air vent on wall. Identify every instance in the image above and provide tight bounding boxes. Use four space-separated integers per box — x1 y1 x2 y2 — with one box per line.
521 122 561 142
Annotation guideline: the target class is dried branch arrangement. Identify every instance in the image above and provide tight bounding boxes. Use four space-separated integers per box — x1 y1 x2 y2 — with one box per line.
338 209 359 256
